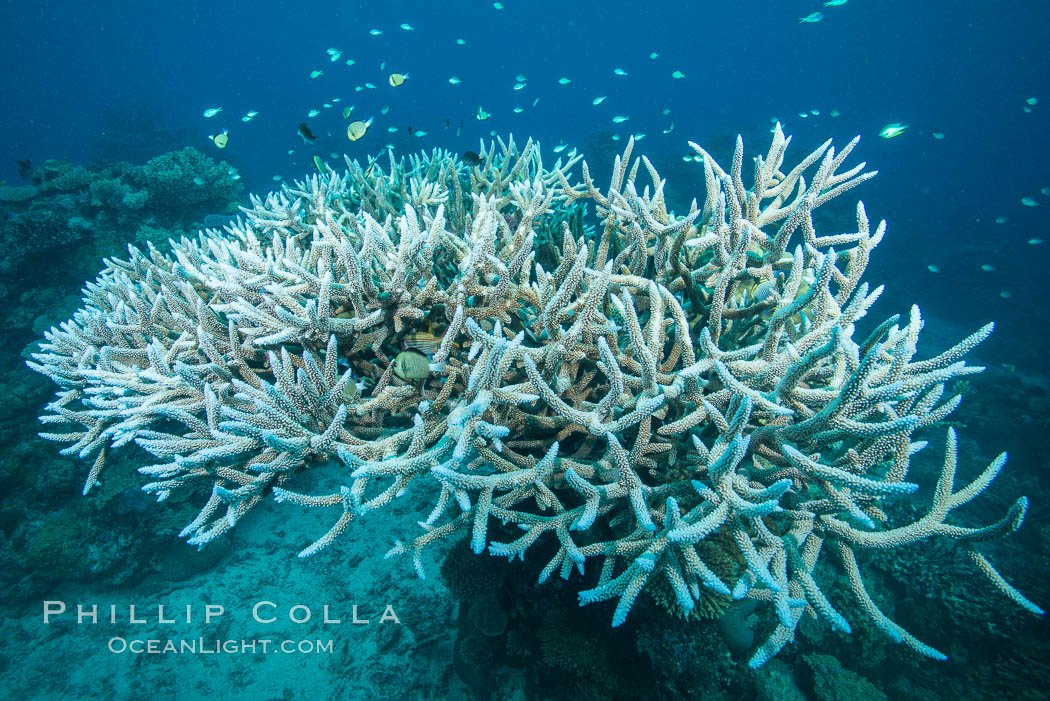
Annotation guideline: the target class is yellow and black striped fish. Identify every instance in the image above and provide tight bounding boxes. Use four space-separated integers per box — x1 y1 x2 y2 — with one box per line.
401 323 458 357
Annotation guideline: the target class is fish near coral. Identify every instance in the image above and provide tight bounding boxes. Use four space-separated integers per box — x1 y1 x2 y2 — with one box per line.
209 129 229 149
402 325 448 357
392 349 432 381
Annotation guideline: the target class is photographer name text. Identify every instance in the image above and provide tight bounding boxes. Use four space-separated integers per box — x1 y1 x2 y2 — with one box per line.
42 600 400 625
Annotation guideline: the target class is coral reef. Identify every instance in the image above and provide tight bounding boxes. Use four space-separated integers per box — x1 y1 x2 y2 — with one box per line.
0 150 241 278
441 537 507 601
646 536 738 620
28 129 1042 669
0 185 39 203
803 653 887 701
129 146 243 212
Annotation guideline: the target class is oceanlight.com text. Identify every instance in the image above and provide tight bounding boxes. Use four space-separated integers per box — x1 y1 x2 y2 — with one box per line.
107 637 335 655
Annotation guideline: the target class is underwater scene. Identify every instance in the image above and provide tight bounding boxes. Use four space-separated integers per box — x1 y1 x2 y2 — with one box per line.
1 1 1048 699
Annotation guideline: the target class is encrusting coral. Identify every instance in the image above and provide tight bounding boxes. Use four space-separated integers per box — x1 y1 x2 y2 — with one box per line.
28 127 1042 667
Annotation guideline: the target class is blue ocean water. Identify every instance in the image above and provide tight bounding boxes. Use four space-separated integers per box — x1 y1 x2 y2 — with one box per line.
3 1 1048 366
1 1 1048 699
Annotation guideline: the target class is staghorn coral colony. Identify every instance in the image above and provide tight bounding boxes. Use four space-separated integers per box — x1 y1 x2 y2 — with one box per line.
28 127 1042 667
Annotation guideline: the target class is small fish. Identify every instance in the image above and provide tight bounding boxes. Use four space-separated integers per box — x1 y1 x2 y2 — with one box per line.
532 97 539 106
592 96 606 105
392 349 432 381
462 151 482 167
240 110 259 122
345 58 356 66
824 0 848 5
380 105 390 114
931 130 945 140
456 38 466 45
365 82 377 89
493 2 504 8
474 105 492 120
558 77 571 84
369 29 383 36
662 121 675 134
389 72 408 87
310 70 323 79
516 74 527 82
343 106 354 119
323 103 333 108
612 115 629 123
879 123 909 138
513 106 524 113
671 70 686 79
513 82 527 90
203 107 222 118
340 375 362 403
1028 238 1044 245
457 120 463 136
811 109 820 115
387 126 399 132
402 328 445 356
1000 290 1012 299
361 149 387 177
1024 106 1033 114
1042 187 1050 196
927 264 940 273
193 177 206 185
1002 363 1017 372
209 129 229 149
661 108 670 115
980 264 996 271
414 129 427 137
995 216 1008 224
346 117 373 141
1026 97 1038 106
649 52 659 59
553 144 567 153
308 109 320 118
329 52 342 63
313 155 326 172
1021 197 1039 207
634 133 646 140
298 123 318 142
613 68 627 76
400 23 414 30
799 12 824 22
448 76 462 85
830 108 840 117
